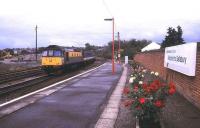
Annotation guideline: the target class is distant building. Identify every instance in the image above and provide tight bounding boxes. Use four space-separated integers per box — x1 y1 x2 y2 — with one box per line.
14 49 18 55
141 42 161 52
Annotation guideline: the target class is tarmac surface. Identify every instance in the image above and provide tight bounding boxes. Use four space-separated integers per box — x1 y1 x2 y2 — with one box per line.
0 62 122 128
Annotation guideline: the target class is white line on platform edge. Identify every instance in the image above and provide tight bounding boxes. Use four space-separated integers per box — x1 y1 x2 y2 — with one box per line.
0 63 106 108
136 117 140 128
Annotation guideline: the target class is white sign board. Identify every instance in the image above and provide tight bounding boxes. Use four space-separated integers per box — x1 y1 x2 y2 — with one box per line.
164 43 197 76
125 56 128 64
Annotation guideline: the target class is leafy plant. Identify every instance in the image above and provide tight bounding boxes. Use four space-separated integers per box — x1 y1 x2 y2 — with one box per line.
124 65 176 120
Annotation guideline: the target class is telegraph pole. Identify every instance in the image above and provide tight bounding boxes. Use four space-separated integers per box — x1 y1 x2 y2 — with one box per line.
35 25 38 61
118 32 121 64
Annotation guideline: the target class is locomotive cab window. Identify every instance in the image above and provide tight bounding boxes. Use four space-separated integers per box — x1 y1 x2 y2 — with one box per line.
42 51 48 56
48 50 54 56
54 50 62 56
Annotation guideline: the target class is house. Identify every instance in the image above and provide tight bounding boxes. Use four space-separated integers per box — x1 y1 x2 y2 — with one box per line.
141 42 161 52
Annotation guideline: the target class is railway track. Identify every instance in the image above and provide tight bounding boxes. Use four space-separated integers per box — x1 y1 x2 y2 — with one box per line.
0 67 44 85
0 60 104 104
0 75 50 96
0 66 40 76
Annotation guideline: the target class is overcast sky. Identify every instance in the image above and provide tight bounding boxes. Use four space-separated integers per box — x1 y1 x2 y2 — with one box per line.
0 0 200 49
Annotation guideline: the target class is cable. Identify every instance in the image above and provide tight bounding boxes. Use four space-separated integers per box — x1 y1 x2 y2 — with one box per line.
102 0 113 17
102 0 119 40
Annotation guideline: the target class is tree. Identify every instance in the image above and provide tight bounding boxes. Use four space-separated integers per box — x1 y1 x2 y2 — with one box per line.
161 26 185 48
101 39 150 59
121 39 150 59
0 50 6 57
4 48 14 55
85 43 96 51
38 47 46 53
177 26 184 45
21 49 30 55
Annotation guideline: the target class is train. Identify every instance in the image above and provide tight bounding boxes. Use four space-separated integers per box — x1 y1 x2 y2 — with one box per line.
41 45 95 73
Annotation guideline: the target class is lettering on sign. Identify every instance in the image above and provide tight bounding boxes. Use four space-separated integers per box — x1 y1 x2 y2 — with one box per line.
168 56 187 64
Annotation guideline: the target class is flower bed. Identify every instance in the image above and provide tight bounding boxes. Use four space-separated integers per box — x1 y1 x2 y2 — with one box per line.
123 63 176 128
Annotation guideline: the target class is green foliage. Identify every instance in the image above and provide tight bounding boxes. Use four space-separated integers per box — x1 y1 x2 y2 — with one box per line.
38 47 46 53
123 64 176 120
4 48 14 55
21 49 30 55
84 43 105 58
85 43 96 51
81 40 149 59
103 39 150 59
0 50 6 57
161 26 185 48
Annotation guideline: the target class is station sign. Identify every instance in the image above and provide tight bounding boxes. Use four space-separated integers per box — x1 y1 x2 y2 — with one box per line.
164 43 197 76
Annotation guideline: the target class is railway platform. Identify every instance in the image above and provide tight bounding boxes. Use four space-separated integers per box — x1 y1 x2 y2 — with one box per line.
0 62 127 128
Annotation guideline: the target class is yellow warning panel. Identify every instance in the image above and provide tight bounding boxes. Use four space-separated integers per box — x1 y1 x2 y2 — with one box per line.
42 57 63 66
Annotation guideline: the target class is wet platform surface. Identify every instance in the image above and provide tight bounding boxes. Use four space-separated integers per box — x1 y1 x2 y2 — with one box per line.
0 63 122 128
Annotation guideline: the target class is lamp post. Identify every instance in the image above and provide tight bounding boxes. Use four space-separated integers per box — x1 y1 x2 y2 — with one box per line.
118 32 121 64
104 17 115 74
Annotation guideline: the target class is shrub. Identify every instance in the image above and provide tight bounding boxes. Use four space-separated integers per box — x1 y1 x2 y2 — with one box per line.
124 65 176 120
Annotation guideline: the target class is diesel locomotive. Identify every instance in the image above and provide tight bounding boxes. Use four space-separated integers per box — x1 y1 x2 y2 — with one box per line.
41 45 95 73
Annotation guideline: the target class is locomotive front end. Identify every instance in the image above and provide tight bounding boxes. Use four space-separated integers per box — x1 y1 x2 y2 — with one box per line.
41 47 64 73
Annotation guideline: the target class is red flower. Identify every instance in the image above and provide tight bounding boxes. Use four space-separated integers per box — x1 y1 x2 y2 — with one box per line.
169 82 175 88
149 80 163 92
150 83 157 92
144 86 151 93
154 80 161 87
142 83 147 89
123 99 134 107
142 83 151 93
123 87 130 95
168 88 176 95
133 86 138 92
139 97 146 104
168 82 176 95
136 105 142 110
154 100 164 108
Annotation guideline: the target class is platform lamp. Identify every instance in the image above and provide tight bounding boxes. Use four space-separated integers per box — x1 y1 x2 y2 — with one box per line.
104 18 115 74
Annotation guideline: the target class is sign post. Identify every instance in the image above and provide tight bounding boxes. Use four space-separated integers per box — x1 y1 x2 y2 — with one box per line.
125 56 128 64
